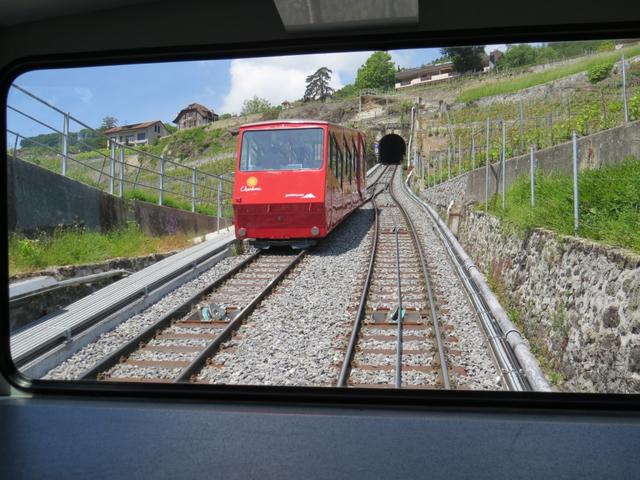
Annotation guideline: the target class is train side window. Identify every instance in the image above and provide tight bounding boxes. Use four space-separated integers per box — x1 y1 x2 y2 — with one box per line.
330 133 338 180
352 139 358 183
345 139 352 184
338 142 343 188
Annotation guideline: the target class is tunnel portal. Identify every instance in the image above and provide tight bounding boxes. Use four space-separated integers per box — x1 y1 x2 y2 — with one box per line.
378 133 406 165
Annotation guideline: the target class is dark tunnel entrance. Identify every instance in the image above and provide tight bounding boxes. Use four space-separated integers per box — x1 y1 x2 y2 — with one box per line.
378 133 406 165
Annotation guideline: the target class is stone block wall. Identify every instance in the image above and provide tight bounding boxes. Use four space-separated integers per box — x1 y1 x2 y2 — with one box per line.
458 210 640 393
421 174 467 210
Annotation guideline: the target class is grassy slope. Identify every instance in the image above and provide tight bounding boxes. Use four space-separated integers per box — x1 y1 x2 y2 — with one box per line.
458 45 640 103
9 224 189 275
488 158 640 253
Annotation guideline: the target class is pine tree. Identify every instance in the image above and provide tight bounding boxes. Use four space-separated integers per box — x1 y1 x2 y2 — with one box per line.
304 67 334 101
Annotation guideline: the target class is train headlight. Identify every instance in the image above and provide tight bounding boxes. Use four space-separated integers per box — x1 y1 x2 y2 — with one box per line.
238 227 247 237
311 226 320 236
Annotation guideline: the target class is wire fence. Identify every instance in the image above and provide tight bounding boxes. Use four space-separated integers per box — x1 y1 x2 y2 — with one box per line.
413 55 639 187
7 84 235 228
409 55 640 233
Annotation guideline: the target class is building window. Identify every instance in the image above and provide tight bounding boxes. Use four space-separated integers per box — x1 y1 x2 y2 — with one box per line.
401 80 411 86
137 132 146 141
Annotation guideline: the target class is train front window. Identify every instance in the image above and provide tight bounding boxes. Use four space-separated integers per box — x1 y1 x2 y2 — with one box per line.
240 128 324 171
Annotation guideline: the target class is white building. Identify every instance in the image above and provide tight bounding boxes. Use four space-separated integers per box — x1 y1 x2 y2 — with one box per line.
104 120 168 146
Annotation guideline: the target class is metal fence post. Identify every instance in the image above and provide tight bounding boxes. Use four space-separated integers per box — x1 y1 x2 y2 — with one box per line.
159 155 164 206
501 120 506 209
485 118 490 212
217 178 222 231
519 100 525 154
13 133 19 160
426 152 430 187
621 55 629 124
471 127 476 170
109 140 115 195
447 146 451 179
530 145 536 208
62 112 69 176
191 168 196 213
572 131 580 232
118 145 125 198
457 136 461 175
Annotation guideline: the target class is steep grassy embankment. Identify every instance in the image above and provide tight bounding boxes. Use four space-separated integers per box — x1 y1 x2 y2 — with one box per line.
488 158 640 253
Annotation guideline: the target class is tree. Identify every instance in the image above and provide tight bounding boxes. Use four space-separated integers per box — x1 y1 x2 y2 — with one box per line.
440 46 486 73
240 96 272 115
333 83 358 99
163 123 177 134
99 116 118 130
304 67 334 101
498 44 539 69
354 51 396 91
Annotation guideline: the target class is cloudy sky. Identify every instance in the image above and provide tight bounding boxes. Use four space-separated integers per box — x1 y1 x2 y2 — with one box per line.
7 45 506 138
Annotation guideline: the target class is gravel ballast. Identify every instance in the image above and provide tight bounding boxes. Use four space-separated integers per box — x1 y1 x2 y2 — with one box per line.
42 167 502 391
197 205 374 386
393 170 502 390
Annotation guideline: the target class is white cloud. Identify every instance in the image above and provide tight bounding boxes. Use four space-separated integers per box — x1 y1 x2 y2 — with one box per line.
220 51 372 114
74 87 93 104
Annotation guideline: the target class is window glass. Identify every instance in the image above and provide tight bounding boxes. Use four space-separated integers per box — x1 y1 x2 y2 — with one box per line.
239 128 324 171
6 39 640 397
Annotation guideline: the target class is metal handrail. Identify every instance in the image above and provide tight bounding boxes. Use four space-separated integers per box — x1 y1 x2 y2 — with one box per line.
7 84 235 217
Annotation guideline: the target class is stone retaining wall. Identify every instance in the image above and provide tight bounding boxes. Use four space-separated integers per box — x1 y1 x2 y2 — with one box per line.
458 210 640 393
9 251 180 331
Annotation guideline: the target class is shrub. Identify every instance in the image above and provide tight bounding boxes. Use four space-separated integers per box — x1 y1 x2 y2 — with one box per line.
629 91 640 121
587 63 614 84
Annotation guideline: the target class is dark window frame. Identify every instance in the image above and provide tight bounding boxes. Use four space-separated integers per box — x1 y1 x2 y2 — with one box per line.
2 21 640 415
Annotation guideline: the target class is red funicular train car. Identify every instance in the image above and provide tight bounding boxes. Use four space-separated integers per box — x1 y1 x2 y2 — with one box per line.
233 120 367 248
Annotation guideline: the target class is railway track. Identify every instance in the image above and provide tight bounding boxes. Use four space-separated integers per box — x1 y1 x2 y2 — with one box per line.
338 166 451 389
37 162 541 391
80 250 305 383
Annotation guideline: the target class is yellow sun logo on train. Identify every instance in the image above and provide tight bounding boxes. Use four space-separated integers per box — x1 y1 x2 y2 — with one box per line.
246 176 258 187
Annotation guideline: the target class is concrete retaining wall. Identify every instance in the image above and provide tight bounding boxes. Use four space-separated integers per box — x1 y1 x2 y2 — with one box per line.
7 156 231 236
458 210 640 393
422 120 640 209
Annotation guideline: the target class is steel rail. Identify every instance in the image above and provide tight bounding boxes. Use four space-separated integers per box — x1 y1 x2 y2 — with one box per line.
175 250 306 383
393 219 403 389
337 166 397 387
12 237 234 367
401 173 547 391
337 195 380 387
389 167 452 389
80 251 261 380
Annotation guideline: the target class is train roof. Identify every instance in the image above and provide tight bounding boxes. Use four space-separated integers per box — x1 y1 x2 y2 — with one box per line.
239 119 359 130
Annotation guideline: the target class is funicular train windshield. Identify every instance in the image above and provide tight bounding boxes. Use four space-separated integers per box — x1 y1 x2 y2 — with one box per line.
240 127 324 171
